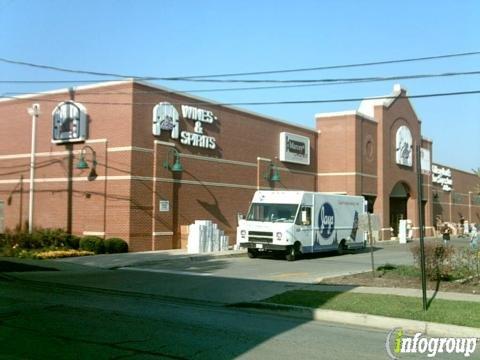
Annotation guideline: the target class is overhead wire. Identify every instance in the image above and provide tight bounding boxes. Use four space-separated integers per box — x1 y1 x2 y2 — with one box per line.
0 50 479 81
1 89 479 107
0 52 479 108
1 69 479 95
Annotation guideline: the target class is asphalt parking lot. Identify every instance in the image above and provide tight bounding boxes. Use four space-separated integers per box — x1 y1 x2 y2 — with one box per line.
123 242 421 284
123 238 474 284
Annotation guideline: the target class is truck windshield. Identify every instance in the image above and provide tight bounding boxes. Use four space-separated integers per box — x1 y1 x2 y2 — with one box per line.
246 203 298 223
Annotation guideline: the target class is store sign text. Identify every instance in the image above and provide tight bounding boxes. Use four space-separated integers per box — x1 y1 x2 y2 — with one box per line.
180 105 217 149
279 132 310 165
153 102 217 149
432 164 453 192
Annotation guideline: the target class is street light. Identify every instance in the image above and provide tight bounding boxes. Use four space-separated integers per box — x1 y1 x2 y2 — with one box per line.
27 104 41 234
76 145 98 181
264 161 281 182
163 148 184 173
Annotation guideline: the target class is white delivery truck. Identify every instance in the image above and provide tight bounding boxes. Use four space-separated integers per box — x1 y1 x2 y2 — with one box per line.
237 191 366 261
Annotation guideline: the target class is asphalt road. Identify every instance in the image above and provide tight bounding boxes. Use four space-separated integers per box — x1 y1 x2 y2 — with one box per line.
0 276 456 360
1 238 475 359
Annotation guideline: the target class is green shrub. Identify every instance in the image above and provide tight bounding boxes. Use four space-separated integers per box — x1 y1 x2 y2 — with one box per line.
16 232 40 249
410 242 455 280
1 228 74 250
451 248 480 280
79 236 105 254
104 238 128 254
65 234 81 250
34 228 70 248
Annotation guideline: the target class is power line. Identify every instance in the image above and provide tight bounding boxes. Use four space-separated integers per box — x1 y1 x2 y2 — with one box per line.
1 69 479 95
0 79 112 84
0 58 134 79
1 89 479 107
175 51 480 79
142 70 480 84
228 90 480 106
0 51 479 81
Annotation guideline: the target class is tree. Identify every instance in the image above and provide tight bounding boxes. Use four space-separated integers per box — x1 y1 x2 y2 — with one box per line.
473 167 480 194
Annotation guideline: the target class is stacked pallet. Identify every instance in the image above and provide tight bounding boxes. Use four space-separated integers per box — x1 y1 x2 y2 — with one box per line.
187 220 229 254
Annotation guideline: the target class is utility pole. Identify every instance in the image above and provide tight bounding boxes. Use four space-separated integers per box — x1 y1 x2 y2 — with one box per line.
27 103 41 234
416 145 427 311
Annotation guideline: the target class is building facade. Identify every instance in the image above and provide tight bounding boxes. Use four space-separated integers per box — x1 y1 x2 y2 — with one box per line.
0 81 478 251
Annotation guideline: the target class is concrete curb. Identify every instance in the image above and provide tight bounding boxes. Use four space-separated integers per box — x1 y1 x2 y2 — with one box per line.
236 302 480 338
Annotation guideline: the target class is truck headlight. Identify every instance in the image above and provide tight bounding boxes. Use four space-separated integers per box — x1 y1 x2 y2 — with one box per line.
276 232 283 241
240 230 246 238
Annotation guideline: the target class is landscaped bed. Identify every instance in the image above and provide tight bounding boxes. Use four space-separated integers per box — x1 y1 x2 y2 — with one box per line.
0 228 129 259
319 241 480 294
320 264 480 294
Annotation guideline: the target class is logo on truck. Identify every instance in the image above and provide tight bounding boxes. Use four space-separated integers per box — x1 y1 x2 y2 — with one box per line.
319 202 335 239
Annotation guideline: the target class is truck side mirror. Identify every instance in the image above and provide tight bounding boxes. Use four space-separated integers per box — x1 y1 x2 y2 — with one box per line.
237 213 244 222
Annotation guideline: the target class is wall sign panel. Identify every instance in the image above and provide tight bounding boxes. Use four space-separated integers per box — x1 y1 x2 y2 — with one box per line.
279 132 310 165
52 101 88 144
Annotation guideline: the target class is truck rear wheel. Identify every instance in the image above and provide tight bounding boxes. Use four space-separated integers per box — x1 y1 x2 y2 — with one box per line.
337 240 348 255
247 248 258 258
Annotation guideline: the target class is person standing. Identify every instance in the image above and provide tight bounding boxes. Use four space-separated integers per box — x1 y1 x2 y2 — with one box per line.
442 223 451 245
470 223 478 250
459 215 465 238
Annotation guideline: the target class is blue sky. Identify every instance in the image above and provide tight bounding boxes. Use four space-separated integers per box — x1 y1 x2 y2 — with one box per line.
0 0 479 172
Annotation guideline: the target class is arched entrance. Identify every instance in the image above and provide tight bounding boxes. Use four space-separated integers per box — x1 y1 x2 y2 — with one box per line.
390 182 410 237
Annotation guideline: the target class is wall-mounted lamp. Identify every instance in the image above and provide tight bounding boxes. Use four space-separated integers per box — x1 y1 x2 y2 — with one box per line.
76 145 98 181
264 161 280 182
163 148 183 173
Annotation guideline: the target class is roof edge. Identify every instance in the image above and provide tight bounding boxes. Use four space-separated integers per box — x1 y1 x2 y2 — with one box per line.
0 79 316 134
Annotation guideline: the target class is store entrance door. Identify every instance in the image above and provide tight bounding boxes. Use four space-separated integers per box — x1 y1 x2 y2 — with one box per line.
389 182 410 237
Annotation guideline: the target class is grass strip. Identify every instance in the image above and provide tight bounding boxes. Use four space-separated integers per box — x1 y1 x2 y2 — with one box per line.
264 290 480 328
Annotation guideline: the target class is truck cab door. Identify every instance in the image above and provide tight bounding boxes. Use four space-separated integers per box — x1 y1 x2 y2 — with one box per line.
294 206 313 252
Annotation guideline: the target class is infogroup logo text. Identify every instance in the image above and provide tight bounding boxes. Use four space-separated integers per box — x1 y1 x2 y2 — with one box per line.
385 328 478 359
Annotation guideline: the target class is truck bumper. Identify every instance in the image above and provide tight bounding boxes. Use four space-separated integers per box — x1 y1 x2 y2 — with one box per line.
239 242 289 251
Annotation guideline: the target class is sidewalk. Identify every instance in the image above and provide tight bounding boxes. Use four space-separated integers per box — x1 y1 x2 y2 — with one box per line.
301 284 480 303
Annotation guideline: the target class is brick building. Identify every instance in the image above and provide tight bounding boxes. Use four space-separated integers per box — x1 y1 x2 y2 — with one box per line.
0 80 478 251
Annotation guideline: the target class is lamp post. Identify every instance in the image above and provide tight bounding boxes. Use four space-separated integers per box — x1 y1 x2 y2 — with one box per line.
264 160 281 183
162 148 184 172
76 145 98 181
27 104 40 234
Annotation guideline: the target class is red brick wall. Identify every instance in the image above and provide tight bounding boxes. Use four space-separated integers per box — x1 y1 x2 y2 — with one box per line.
0 82 135 245
432 165 480 226
2 81 478 251
130 83 318 250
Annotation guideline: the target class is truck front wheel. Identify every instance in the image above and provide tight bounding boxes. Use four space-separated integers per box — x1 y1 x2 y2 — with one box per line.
285 243 300 261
